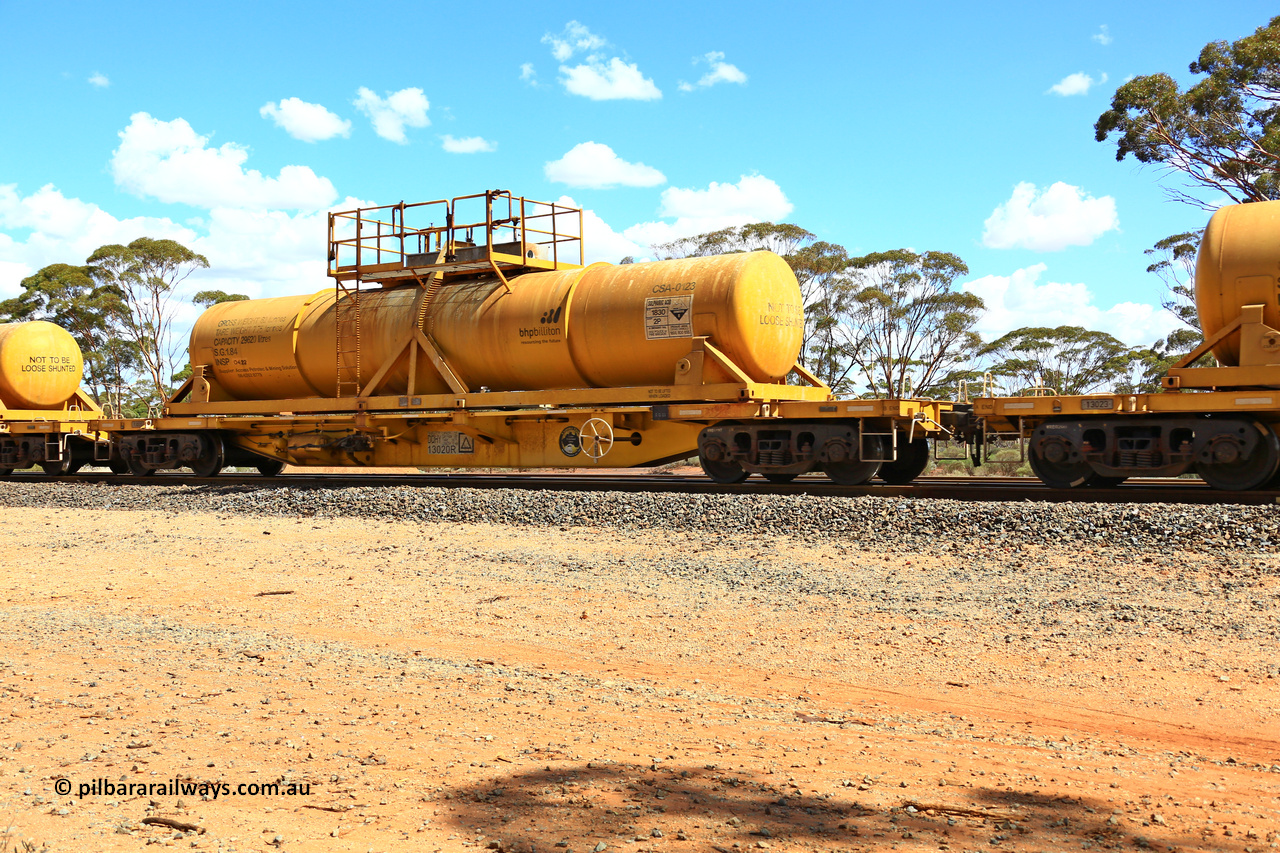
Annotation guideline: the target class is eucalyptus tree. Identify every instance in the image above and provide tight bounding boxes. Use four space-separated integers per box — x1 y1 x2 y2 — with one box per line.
839 249 982 398
1095 14 1280 207
981 326 1142 396
88 238 209 409
193 290 248 307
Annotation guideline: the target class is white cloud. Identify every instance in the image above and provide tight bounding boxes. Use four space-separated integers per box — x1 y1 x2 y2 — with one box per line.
659 175 791 220
0 107 380 305
88 71 109 88
259 97 352 143
0 183 195 297
1092 25 1112 46
560 57 661 101
542 21 660 101
544 142 665 188
110 112 338 211
554 196 647 264
623 175 793 248
1047 71 1107 96
542 21 607 62
552 177 793 262
520 63 536 84
186 197 372 298
0 182 376 302
963 264 1178 347
679 51 748 91
982 182 1119 251
353 87 430 144
441 134 496 154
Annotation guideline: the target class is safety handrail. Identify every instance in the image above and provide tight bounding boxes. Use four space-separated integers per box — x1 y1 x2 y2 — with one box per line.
327 190 584 282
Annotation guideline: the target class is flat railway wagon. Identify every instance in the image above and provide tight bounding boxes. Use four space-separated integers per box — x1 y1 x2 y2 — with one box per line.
965 199 1280 492
0 192 955 485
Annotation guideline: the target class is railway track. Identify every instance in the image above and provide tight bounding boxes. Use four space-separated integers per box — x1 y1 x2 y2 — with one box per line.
6 471 1279 505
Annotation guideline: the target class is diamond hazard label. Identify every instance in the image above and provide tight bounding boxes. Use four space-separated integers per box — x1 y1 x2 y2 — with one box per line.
644 295 694 340
427 432 475 454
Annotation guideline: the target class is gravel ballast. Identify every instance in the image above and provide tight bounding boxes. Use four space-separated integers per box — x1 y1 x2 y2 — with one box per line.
0 480 1276 551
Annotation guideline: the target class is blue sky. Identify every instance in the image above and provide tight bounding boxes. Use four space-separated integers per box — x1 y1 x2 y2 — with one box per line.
0 1 1274 346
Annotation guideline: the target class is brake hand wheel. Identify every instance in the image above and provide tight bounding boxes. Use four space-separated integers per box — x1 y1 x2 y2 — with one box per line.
579 417 614 462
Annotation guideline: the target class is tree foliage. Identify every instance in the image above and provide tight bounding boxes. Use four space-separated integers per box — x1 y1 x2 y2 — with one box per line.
1140 229 1215 373
88 238 209 410
650 222 814 260
840 250 981 398
982 326 1141 396
788 241 855 390
193 290 248 307
1095 15 1280 206
1144 230 1203 332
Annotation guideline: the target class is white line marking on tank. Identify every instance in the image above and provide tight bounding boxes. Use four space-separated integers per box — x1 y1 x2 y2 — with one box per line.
676 409 703 416
1234 397 1273 405
1004 402 1036 409
845 405 874 412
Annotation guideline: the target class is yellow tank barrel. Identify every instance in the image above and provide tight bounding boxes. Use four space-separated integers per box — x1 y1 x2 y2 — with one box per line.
1196 201 1280 366
0 321 86 409
190 251 804 400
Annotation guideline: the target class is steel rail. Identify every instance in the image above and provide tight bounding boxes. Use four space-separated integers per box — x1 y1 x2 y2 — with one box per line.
4 471 1277 505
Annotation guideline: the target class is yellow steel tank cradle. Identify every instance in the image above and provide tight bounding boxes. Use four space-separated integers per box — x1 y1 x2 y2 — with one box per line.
0 321 85 409
189 251 804 401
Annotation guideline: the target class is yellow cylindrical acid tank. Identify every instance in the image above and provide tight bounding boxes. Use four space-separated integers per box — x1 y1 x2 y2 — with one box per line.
189 251 804 399
0 321 85 409
1195 200 1280 366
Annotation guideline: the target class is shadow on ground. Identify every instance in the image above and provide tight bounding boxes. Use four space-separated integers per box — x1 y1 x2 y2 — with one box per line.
437 760 1242 852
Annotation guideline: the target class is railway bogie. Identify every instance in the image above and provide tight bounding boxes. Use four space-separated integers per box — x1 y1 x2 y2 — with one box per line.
697 420 892 485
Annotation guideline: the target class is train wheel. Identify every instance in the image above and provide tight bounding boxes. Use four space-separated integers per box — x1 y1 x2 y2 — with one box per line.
189 435 224 478
256 459 285 477
41 458 71 476
1028 451 1094 489
108 459 128 475
126 455 154 476
699 454 749 484
824 432 885 484
762 472 797 483
0 468 13 477
876 438 930 485
825 458 882 485
1195 423 1280 491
